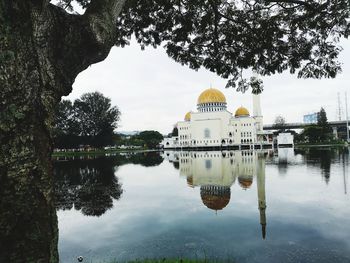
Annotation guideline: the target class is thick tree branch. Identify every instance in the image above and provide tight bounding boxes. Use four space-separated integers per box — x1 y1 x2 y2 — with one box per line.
264 0 328 10
85 0 126 46
40 0 126 97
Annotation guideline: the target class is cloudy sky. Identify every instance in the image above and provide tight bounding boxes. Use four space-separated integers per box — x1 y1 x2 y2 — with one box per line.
66 39 350 134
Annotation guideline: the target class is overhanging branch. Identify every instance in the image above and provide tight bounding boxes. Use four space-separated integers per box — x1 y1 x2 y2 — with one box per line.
264 0 327 10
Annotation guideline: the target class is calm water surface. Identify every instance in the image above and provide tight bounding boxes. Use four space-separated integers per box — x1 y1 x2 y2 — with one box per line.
54 148 350 263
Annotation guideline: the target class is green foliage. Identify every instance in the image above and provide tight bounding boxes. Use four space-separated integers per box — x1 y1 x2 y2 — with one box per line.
274 115 286 126
301 125 324 143
57 0 350 93
135 130 164 149
317 108 331 129
317 107 332 141
74 92 120 137
272 115 287 134
53 92 120 148
299 108 333 143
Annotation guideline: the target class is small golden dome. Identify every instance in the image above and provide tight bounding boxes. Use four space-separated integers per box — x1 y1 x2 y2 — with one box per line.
197 88 226 104
235 106 250 117
238 177 253 189
187 176 194 188
184 112 191 121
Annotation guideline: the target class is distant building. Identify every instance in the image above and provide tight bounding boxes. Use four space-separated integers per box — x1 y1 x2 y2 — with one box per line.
162 87 273 149
303 112 319 124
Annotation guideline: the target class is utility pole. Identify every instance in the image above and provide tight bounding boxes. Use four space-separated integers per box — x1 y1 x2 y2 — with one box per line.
345 92 349 143
337 92 342 121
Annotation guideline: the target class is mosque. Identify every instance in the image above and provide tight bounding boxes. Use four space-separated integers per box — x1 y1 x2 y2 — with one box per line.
162 87 273 149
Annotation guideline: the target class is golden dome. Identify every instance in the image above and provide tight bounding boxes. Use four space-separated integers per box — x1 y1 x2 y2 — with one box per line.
200 186 231 211
184 112 191 121
238 177 253 189
197 88 226 104
235 106 250 117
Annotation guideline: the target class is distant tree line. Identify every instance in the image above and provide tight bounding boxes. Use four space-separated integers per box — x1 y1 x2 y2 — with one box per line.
116 130 164 149
53 92 120 149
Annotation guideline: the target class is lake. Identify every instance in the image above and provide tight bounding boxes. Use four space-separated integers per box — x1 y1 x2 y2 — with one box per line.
54 148 350 263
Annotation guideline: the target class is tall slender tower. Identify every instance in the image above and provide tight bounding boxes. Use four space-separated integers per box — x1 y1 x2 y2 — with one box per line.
253 94 263 132
337 92 342 121
257 154 267 239
345 92 349 142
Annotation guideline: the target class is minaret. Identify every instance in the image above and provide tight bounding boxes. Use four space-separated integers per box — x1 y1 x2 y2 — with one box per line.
252 70 263 133
257 154 267 239
253 94 262 117
253 94 263 132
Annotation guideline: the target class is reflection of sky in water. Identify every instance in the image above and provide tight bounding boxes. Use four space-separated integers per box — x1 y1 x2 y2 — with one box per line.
57 149 350 263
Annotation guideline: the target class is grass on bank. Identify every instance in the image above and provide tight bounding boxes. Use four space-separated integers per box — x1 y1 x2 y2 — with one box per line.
104 259 233 263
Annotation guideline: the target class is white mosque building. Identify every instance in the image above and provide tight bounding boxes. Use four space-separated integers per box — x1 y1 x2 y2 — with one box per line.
162 88 273 149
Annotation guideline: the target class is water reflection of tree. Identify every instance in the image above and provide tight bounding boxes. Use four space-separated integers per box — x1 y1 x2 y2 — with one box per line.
53 152 164 216
302 149 334 184
127 152 164 167
54 158 123 216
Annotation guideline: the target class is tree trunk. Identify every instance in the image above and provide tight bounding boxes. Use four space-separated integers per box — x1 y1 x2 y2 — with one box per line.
0 1 124 262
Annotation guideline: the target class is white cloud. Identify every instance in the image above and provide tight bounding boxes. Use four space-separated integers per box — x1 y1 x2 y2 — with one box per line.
67 40 350 134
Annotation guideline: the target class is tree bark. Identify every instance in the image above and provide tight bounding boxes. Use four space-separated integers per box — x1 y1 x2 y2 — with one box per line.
0 0 125 262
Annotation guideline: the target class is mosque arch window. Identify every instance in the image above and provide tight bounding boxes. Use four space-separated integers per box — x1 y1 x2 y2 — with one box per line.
229 139 233 144
229 132 232 137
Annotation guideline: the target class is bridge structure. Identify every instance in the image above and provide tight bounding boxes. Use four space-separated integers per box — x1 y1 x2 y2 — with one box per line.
263 120 350 140
263 120 350 131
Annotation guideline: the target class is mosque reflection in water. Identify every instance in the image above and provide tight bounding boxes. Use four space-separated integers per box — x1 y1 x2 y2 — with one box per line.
164 150 268 239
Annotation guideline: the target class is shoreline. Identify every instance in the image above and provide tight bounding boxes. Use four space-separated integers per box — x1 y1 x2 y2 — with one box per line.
52 143 349 157
294 143 347 148
52 148 160 157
